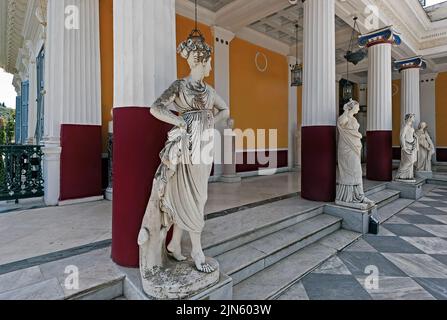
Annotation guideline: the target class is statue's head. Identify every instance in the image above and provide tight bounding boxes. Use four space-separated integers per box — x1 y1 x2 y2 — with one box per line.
343 99 360 115
178 33 213 78
405 113 415 125
419 122 428 131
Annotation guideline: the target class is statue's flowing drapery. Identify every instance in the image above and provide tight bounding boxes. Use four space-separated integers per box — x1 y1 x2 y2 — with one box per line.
154 79 215 234
336 116 366 203
415 130 434 172
395 128 418 180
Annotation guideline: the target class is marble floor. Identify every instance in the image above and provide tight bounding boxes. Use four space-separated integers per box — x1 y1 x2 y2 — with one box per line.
279 186 447 300
0 172 301 268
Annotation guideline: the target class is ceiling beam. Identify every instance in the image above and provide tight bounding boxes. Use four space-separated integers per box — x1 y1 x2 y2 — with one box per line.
215 0 293 32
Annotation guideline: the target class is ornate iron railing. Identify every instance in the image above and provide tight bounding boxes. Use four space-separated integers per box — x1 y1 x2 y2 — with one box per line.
0 145 44 202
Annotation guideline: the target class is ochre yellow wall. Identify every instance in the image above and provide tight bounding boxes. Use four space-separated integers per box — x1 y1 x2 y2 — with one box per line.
99 0 113 153
392 79 401 146
230 38 288 149
176 15 214 86
436 72 447 147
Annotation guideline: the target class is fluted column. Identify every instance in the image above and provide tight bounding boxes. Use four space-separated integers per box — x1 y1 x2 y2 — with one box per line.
43 0 102 205
301 0 337 202
395 57 426 126
112 0 177 267
359 27 401 181
211 26 235 179
288 56 299 169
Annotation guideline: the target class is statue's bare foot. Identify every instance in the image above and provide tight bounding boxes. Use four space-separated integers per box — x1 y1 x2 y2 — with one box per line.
167 244 187 262
363 197 375 206
192 251 215 274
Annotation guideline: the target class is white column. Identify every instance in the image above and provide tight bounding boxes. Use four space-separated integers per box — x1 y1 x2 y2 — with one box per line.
211 26 235 178
401 68 421 125
114 0 176 108
43 0 102 205
367 44 393 132
302 0 336 127
360 26 401 181
301 0 337 202
288 56 298 169
27 43 37 145
420 73 438 162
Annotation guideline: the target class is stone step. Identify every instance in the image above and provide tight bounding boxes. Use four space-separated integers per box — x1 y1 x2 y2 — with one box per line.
367 189 401 209
376 198 414 224
199 197 325 257
70 278 124 300
232 230 361 300
364 183 387 196
215 214 342 285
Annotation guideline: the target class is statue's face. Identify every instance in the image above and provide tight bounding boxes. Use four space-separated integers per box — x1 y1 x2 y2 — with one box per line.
203 58 212 78
352 103 360 115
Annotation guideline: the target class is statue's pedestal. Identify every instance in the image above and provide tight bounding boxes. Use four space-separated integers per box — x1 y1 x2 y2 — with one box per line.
141 257 221 300
388 178 425 200
325 203 378 235
218 174 241 183
417 171 433 179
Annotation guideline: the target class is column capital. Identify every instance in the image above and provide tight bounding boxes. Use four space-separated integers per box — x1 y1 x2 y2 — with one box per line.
359 26 401 48
211 26 235 44
394 56 427 72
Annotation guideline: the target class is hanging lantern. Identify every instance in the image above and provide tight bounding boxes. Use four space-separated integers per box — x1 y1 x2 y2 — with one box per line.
291 22 303 87
291 63 303 87
342 80 354 101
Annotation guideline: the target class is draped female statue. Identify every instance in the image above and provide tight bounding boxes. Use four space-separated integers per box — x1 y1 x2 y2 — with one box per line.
395 114 418 182
138 33 229 286
336 100 374 209
415 122 435 173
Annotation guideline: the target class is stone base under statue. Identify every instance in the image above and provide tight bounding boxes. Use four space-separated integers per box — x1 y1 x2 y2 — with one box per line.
140 257 220 300
335 200 375 211
394 178 416 184
388 177 425 200
325 203 378 235
218 175 242 183
417 171 433 179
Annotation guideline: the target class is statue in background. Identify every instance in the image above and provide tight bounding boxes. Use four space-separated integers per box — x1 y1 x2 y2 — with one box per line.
415 122 435 173
395 114 418 182
137 32 229 299
336 100 375 209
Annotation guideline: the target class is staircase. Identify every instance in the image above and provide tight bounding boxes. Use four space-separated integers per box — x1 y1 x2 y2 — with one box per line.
195 182 408 300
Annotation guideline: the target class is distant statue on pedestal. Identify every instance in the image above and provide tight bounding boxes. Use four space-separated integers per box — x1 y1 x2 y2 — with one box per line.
336 100 374 210
137 31 229 299
395 114 418 183
415 122 435 174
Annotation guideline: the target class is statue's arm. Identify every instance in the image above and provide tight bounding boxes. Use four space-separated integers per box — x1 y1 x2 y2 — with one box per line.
213 93 230 124
150 80 186 128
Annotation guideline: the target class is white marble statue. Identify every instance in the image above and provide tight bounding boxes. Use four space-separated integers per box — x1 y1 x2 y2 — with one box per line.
336 100 374 209
395 114 418 182
415 122 435 173
138 33 229 290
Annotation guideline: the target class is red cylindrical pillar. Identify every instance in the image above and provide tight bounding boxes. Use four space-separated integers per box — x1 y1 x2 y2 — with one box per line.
111 107 171 267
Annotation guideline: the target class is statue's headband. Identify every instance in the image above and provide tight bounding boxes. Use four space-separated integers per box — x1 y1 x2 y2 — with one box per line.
177 30 212 63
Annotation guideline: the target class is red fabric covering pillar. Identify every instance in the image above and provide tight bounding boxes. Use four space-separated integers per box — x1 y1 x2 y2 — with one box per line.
111 107 171 267
301 126 336 202
366 131 393 181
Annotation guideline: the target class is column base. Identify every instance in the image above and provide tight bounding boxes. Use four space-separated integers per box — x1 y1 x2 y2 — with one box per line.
42 144 62 206
112 107 171 268
301 126 336 202
367 131 392 181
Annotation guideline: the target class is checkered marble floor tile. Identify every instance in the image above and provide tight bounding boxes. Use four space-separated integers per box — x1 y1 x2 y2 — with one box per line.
281 186 447 300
